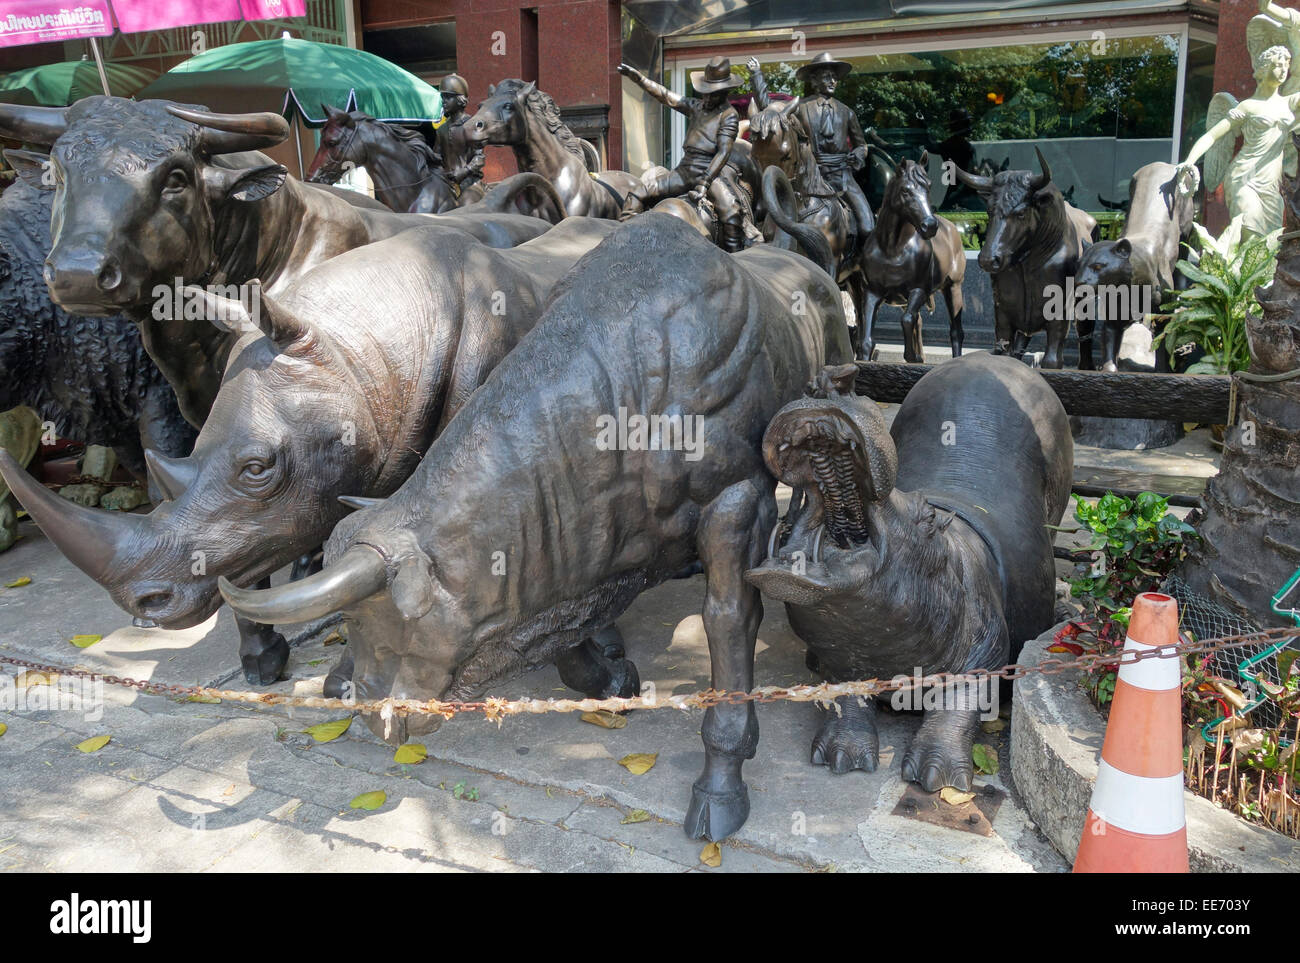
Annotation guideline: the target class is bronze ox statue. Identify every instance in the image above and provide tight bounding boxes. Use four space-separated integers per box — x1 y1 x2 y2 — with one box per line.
218 213 853 842
0 97 562 427
0 217 620 686
745 354 1072 790
1075 161 1196 372
956 149 1098 369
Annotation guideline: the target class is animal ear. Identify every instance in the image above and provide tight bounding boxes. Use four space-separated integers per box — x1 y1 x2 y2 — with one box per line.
1114 237 1132 258
3 148 53 190
184 284 262 338
202 163 288 203
747 98 758 119
487 82 497 96
255 285 319 352
519 80 537 98
392 550 436 622
918 149 930 168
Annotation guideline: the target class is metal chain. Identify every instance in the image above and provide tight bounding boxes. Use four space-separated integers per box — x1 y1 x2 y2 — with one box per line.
1 625 1294 723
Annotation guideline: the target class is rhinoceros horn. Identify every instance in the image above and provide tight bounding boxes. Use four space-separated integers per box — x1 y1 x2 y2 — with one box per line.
0 450 146 583
219 546 387 624
145 450 198 501
0 103 69 146
1029 147 1052 192
164 105 290 155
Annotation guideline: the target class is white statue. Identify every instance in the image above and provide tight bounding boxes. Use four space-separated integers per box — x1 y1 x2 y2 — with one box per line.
1178 2 1300 237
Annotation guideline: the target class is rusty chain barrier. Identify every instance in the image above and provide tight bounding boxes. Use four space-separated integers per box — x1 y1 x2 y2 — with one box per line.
1 625 1295 727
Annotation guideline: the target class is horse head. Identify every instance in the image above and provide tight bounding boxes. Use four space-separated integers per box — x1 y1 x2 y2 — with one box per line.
887 152 938 238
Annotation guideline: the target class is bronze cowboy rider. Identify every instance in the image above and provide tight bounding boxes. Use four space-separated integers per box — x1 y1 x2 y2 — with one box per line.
435 73 485 193
617 56 751 252
792 52 876 245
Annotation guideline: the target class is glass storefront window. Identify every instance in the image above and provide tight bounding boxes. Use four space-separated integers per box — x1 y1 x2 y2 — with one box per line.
728 31 1191 215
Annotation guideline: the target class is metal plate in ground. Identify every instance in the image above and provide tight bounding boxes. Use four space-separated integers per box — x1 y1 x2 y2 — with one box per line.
891 783 1005 837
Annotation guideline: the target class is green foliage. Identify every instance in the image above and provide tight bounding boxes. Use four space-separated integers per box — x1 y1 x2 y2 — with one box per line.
1161 218 1278 375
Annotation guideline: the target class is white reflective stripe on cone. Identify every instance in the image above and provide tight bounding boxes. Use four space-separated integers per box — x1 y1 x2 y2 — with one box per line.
1116 638 1181 691
1090 758 1186 836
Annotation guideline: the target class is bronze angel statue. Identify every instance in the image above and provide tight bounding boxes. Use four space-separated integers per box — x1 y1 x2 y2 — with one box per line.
1179 2 1300 237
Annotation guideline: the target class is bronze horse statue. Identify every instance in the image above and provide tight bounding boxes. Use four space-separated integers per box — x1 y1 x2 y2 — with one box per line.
463 79 641 218
306 104 483 214
858 153 966 363
750 96 867 333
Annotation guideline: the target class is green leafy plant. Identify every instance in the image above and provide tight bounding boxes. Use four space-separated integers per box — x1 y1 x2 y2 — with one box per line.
1160 217 1278 375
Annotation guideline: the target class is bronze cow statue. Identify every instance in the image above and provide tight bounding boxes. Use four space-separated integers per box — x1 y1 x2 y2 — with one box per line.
219 213 853 842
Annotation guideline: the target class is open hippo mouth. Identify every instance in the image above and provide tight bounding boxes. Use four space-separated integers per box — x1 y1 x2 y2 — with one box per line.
745 392 894 607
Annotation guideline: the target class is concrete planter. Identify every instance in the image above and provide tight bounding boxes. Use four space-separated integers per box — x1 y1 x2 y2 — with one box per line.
1010 624 1300 872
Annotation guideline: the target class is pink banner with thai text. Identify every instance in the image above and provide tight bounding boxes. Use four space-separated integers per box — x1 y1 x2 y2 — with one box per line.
0 0 307 47
0 1 112 48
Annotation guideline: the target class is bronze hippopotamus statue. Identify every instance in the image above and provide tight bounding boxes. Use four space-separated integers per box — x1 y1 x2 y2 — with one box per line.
746 353 1072 791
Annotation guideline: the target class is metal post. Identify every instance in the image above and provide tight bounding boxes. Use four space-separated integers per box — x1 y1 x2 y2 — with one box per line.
293 115 304 179
88 37 112 96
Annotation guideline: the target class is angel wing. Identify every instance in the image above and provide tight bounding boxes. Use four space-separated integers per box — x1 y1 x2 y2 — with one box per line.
1247 13 1300 92
1204 91 1239 194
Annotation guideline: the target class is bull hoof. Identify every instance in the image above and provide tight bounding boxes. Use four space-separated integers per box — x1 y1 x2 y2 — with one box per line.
241 632 289 685
810 696 878 774
323 650 354 699
683 780 750 842
901 727 976 792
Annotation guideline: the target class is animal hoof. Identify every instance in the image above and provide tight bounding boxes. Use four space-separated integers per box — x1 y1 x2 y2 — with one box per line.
901 739 975 793
323 650 355 699
810 718 879 774
241 632 289 685
683 779 750 842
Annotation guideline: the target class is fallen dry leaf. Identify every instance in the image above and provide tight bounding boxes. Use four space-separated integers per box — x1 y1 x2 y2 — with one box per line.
350 790 386 811
581 710 626 730
4 576 30 588
184 694 221 704
69 634 102 649
15 670 56 689
394 743 427 765
621 809 651 824
303 718 352 743
980 718 1005 734
939 787 976 806
0 723 6 738
618 752 657 775
699 841 721 867
76 735 110 753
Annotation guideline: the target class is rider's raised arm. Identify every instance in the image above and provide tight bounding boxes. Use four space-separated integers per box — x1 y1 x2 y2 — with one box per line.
618 63 692 116
747 58 771 111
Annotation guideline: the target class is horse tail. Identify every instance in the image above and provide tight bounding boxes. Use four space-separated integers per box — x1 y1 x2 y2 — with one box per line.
476 172 566 224
578 138 601 173
762 165 834 277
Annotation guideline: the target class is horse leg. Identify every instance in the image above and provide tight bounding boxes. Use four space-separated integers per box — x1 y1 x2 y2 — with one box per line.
901 288 927 364
1041 316 1068 369
1010 330 1031 361
943 282 965 358
858 287 884 363
1076 313 1097 371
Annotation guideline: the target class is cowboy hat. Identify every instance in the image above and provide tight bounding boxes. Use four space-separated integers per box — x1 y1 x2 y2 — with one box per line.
796 52 853 84
690 56 744 94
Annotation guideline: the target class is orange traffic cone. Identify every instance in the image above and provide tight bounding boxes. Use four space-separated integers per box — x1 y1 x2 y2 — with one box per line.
1074 591 1189 873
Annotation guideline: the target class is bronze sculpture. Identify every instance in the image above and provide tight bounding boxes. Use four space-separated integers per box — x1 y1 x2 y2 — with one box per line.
428 73 487 206
464 79 640 219
0 217 621 686
617 58 755 252
791 52 875 245
746 355 1071 788
306 105 484 214
218 213 854 842
0 177 195 490
857 154 966 363
956 150 1098 369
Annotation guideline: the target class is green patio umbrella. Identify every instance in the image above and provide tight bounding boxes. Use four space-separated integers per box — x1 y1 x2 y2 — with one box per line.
0 60 157 107
137 36 442 126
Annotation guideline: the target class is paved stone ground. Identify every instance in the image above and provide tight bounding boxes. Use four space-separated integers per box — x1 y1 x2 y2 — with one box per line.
0 420 1219 873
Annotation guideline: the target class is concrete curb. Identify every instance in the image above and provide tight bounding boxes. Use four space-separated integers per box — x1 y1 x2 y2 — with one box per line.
1010 624 1300 873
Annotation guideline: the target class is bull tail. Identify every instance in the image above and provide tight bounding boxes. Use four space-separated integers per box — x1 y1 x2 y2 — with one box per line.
477 173 566 224
762 165 835 278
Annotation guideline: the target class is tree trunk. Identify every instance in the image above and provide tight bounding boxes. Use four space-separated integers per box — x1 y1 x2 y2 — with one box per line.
1176 177 1300 628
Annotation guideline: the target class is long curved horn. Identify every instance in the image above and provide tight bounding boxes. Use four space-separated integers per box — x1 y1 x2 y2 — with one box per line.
145 450 198 501
218 545 387 624
339 495 385 510
954 165 993 192
1030 146 1052 191
0 450 147 583
164 104 289 154
0 103 69 146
